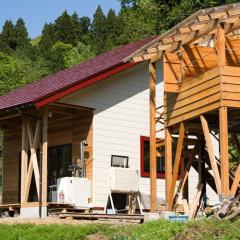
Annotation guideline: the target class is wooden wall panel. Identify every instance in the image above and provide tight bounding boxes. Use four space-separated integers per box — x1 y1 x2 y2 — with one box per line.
165 68 221 126
72 110 93 181
164 53 180 93
2 127 21 203
2 108 93 204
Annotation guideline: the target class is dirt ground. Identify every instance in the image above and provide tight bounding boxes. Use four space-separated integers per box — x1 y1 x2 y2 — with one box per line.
0 216 140 225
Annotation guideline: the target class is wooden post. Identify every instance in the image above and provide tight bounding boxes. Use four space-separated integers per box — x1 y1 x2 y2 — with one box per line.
200 115 221 194
149 61 157 212
217 23 225 73
219 107 229 198
42 106 48 206
165 127 172 210
230 164 240 197
169 122 185 209
21 116 28 204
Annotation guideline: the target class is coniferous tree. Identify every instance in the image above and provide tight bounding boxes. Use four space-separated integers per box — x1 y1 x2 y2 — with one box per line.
54 11 77 46
39 23 56 57
15 18 30 49
0 20 16 51
90 5 107 55
105 9 122 49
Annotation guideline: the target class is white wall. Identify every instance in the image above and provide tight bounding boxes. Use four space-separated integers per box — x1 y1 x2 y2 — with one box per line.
61 61 218 210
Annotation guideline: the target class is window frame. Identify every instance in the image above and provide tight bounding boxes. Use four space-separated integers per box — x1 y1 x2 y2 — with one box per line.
111 155 129 168
140 136 183 179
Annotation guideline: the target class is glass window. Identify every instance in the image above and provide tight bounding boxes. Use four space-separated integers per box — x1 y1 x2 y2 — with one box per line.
48 144 72 187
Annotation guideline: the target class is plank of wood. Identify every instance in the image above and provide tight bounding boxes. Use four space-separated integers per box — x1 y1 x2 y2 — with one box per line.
166 76 221 104
230 164 240 197
24 120 41 202
166 93 221 120
223 66 240 77
166 102 220 127
182 199 189 215
219 107 229 197
189 184 203 219
166 85 221 113
165 127 173 210
169 122 185 209
217 23 226 73
42 106 48 205
200 115 221 194
149 61 157 212
59 213 144 220
21 116 28 204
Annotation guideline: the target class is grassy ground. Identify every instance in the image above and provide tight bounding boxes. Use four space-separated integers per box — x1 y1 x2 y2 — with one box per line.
0 218 239 240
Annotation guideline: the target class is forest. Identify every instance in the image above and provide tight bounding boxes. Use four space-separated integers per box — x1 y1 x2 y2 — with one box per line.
0 0 238 95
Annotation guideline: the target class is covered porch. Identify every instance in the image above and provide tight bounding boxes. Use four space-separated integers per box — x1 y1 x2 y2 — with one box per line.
0 102 93 217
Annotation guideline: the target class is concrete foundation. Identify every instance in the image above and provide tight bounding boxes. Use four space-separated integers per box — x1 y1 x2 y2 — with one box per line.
144 212 161 222
20 206 48 219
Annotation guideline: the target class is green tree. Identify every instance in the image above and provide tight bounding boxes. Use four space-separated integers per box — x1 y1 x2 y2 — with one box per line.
65 42 95 67
50 41 73 72
54 11 77 46
0 20 16 51
90 5 107 54
119 0 158 44
105 9 123 49
15 18 30 49
39 23 56 57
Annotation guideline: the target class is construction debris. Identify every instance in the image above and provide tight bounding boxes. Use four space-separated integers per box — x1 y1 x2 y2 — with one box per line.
218 196 240 220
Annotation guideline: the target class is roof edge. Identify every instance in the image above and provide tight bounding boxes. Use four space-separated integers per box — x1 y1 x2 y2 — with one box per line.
35 62 139 108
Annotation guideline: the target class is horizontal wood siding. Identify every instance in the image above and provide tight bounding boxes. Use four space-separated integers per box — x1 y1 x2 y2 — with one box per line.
221 66 240 108
2 127 21 203
165 68 221 126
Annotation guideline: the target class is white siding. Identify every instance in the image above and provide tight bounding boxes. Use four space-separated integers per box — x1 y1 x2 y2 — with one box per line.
61 61 218 209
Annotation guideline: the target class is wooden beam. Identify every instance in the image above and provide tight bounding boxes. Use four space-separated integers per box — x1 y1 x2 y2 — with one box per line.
189 183 203 219
230 164 240 197
169 122 185 209
41 106 48 206
219 107 229 198
200 115 221 194
24 120 41 202
165 127 172 210
149 61 157 212
21 116 28 204
217 23 226 73
179 146 198 194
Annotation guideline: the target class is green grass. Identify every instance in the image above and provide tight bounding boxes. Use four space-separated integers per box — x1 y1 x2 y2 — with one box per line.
0 218 239 240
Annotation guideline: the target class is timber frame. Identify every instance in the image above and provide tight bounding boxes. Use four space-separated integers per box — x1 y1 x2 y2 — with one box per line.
0 103 93 216
130 3 240 213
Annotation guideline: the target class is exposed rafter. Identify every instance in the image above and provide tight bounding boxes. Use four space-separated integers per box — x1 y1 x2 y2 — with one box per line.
124 3 240 63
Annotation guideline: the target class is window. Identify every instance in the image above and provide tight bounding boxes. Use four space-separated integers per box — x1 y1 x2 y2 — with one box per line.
140 136 183 179
111 155 129 168
48 144 72 186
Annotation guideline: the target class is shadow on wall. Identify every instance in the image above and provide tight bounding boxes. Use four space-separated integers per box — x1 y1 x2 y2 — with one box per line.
60 62 163 114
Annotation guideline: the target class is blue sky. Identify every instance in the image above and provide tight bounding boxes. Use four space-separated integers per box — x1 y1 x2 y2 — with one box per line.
0 0 121 38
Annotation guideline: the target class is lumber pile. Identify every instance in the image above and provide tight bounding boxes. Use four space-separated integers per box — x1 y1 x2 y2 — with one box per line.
217 196 240 220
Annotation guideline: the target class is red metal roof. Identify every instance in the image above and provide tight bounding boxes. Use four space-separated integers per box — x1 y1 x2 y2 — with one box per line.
0 37 155 111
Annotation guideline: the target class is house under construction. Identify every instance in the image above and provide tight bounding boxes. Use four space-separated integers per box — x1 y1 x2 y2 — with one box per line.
0 3 239 219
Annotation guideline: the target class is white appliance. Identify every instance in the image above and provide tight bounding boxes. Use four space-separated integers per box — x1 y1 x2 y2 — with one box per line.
57 177 90 209
110 167 139 192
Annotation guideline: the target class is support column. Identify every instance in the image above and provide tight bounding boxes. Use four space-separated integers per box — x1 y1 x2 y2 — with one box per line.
165 127 172 210
41 106 48 216
217 23 225 73
169 122 185 209
21 116 28 204
219 107 229 198
149 61 157 212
